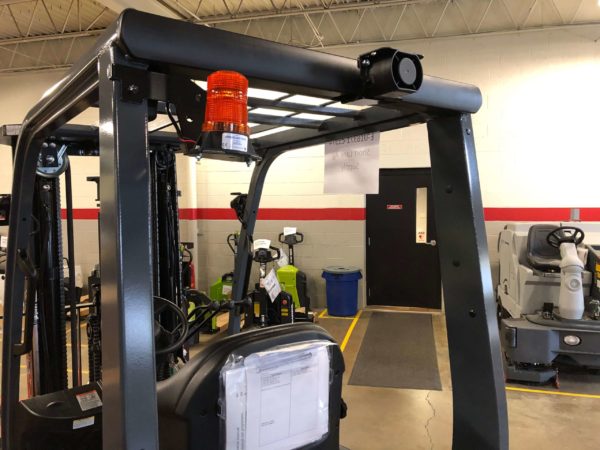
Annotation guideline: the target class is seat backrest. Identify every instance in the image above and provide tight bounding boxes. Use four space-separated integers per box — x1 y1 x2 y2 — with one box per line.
527 224 561 271
157 323 344 450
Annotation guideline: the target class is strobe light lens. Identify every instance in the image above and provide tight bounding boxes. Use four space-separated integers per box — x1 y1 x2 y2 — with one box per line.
563 335 581 346
202 71 249 135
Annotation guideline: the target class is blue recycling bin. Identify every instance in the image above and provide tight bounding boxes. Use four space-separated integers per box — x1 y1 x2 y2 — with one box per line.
322 266 362 317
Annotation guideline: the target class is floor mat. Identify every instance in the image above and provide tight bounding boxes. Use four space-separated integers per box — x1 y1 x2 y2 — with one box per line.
349 312 442 390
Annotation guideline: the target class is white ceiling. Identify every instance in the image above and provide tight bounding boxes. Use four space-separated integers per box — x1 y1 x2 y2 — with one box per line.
1 0 600 73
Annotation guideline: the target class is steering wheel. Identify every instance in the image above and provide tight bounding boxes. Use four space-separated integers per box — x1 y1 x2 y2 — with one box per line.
546 226 585 248
153 296 189 356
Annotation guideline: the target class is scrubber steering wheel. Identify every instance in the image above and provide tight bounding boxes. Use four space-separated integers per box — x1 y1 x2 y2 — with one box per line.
546 226 585 248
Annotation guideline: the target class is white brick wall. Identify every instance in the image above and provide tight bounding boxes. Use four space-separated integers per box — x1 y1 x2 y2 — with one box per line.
1 28 599 302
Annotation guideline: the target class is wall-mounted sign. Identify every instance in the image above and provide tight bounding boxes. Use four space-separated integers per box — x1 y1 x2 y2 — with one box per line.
324 132 380 194
386 204 403 210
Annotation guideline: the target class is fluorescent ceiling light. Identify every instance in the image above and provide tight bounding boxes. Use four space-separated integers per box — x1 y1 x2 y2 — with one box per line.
285 95 330 106
328 102 370 111
193 81 287 101
251 126 292 139
248 87 288 100
251 108 294 117
293 113 334 121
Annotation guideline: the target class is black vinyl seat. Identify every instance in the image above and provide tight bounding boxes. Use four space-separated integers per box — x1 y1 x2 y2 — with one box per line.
527 224 561 272
157 323 345 450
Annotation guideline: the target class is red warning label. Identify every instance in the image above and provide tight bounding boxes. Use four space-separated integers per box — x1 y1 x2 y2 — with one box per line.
386 204 403 210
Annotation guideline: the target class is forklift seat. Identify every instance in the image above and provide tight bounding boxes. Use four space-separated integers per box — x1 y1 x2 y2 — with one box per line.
157 323 345 450
526 224 561 272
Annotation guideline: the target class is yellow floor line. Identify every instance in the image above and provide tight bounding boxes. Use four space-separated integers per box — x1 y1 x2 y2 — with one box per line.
322 315 355 320
506 386 600 400
318 309 355 320
340 309 363 353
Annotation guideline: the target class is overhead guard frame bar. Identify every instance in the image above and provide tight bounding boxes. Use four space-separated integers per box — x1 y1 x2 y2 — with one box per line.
1 8 506 450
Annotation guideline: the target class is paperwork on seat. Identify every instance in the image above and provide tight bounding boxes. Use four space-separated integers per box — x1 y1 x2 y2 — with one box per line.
222 341 331 450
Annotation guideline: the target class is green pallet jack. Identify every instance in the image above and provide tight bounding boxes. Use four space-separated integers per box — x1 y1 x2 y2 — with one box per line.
277 230 314 322
205 233 238 332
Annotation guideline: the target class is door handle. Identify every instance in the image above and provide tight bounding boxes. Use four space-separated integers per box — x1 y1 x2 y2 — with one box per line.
425 240 437 247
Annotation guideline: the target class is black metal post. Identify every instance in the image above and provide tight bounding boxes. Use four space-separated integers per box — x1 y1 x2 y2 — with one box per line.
32 176 68 394
427 114 509 450
65 165 81 387
98 47 159 450
228 151 283 334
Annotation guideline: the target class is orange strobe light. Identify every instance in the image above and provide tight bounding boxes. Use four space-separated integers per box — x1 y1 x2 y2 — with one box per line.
202 70 249 135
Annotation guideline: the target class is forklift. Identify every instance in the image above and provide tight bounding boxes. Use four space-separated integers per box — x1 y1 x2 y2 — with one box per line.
2 8 506 450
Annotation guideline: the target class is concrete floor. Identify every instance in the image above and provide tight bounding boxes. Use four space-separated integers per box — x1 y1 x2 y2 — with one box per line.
2 310 600 449
319 309 600 450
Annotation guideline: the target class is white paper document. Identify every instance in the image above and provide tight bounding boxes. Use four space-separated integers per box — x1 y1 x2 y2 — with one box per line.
283 227 297 236
276 249 289 268
253 239 271 251
224 342 331 450
263 269 282 303
324 132 380 194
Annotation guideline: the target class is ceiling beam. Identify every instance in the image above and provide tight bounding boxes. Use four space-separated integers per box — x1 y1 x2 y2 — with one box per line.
0 29 102 46
320 20 600 49
199 0 425 24
0 0 34 5
96 0 186 20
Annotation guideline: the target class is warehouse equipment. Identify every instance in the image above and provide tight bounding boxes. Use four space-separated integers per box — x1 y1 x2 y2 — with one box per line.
249 240 295 327
277 229 314 321
498 223 600 384
209 234 237 303
2 9 506 450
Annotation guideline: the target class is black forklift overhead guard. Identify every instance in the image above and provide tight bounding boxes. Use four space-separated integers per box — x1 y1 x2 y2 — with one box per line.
2 8 506 450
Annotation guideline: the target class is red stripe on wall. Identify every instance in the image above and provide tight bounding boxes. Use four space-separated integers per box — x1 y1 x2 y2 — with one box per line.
178 208 365 220
484 208 600 221
61 207 600 221
60 208 99 220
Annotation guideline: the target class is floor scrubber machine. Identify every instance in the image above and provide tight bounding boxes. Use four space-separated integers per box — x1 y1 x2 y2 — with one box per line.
498 223 600 385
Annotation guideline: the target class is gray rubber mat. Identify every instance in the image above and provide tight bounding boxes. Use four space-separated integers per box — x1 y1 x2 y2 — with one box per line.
349 312 442 390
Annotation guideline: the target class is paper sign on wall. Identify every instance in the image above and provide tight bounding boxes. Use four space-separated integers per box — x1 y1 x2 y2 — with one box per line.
324 132 380 194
